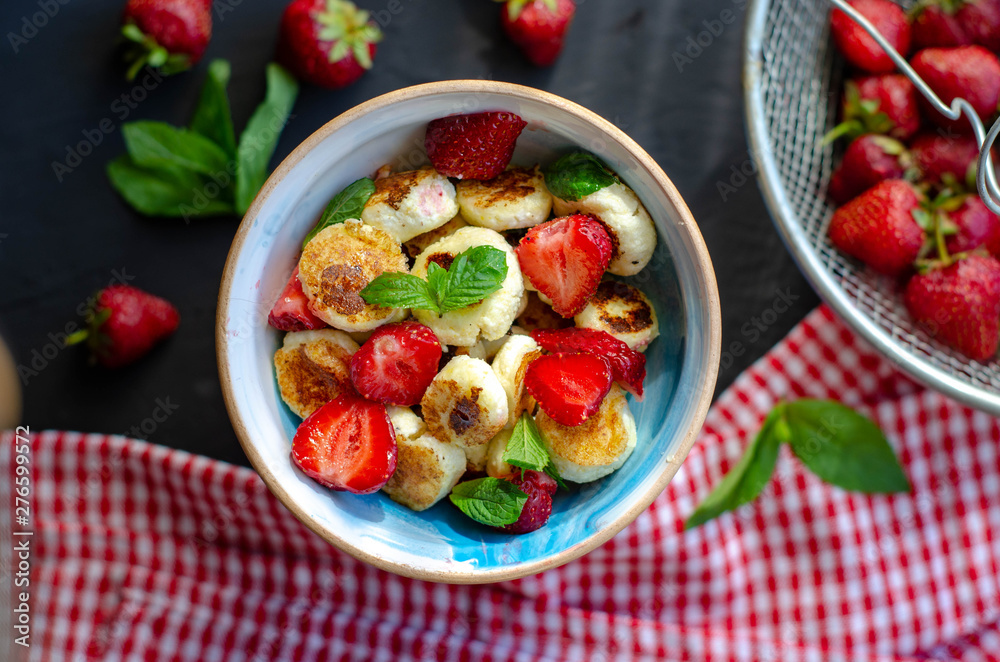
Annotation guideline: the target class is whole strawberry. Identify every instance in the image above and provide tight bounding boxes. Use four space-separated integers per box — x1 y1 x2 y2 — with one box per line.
958 0 1000 50
828 179 925 276
276 0 382 89
69 285 180 368
944 195 1000 256
910 131 980 188
910 46 1000 133
121 0 212 80
830 0 911 74
500 0 576 67
904 253 1000 361
498 470 557 534
913 0 1000 50
828 134 910 205
844 76 921 141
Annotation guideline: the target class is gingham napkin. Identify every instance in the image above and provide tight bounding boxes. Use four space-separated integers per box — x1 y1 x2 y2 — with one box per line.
5 305 1000 662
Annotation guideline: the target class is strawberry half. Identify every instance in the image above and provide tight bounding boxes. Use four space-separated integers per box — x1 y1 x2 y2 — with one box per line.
291 392 397 494
531 327 646 399
121 0 212 80
68 284 180 368
500 0 576 67
498 470 557 534
515 214 613 317
904 253 1000 361
828 179 925 276
910 46 1000 133
268 266 326 332
830 0 911 74
349 322 442 406
424 111 527 180
524 352 613 427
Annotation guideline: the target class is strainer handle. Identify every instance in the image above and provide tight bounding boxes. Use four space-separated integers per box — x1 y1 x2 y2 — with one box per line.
829 0 1000 215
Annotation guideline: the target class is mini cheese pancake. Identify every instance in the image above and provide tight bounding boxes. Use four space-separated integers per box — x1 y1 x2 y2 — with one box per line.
421 355 508 450
361 167 459 243
274 329 360 419
464 442 488 473
537 384 637 483
381 433 467 512
386 405 426 442
485 428 514 478
516 291 573 332
490 334 542 428
298 220 409 332
552 182 657 276
403 213 468 261
411 227 525 346
456 166 553 232
574 280 660 352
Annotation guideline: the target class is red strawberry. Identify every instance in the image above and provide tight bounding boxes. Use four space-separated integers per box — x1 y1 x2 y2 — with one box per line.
828 179 925 276
910 46 1000 133
945 195 1000 255
500 0 576 67
910 132 981 188
958 0 1000 51
69 285 180 368
424 112 527 180
515 214 613 317
349 322 442 406
842 76 921 141
291 392 397 494
904 253 1000 361
912 3 971 49
498 470 557 534
530 327 646 399
276 0 382 90
831 0 911 74
524 352 612 427
268 266 326 332
121 0 212 80
828 134 910 205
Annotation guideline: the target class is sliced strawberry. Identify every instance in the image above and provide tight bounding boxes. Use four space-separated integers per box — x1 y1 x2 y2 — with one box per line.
531 327 646 399
498 470 557 534
515 214 612 317
268 266 326 332
524 352 612 427
424 111 527 180
349 322 442 406
291 392 397 494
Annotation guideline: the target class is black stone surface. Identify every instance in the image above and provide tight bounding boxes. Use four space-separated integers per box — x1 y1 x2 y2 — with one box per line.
0 0 820 466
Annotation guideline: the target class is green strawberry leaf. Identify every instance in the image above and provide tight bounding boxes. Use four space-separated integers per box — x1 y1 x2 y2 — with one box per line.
235 63 299 215
449 477 527 527
106 155 235 218
122 121 230 176
190 59 237 157
784 399 911 494
543 152 620 202
303 178 376 247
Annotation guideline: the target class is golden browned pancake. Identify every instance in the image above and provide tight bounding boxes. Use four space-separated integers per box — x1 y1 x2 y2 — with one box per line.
574 280 660 351
273 330 359 419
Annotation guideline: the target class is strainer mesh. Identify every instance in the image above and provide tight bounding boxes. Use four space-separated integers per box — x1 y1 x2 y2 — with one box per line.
758 0 1000 393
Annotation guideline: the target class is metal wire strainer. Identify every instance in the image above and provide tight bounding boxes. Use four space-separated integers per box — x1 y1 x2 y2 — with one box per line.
744 0 1000 414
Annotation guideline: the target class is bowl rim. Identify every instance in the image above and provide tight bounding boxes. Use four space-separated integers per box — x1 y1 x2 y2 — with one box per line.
743 0 1000 417
216 79 722 584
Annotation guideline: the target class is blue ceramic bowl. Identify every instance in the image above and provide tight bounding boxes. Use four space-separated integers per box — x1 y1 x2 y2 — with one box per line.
217 81 721 583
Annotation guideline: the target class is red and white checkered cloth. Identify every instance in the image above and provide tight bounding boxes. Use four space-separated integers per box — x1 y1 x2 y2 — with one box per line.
5 304 1000 661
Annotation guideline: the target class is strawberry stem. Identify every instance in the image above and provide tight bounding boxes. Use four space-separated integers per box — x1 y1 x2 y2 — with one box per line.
65 329 89 346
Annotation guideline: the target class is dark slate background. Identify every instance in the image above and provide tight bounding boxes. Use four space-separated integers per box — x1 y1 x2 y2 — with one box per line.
0 0 819 466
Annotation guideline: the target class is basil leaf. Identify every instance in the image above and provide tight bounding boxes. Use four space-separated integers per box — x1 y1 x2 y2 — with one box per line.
543 151 619 202
106 155 235 218
235 63 299 215
437 245 509 313
123 121 231 176
784 399 911 494
359 272 438 312
685 406 784 529
503 413 552 473
190 59 237 157
449 477 527 527
303 178 376 247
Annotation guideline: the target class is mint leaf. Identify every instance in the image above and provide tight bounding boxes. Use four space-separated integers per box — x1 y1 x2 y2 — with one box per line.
504 413 552 473
303 178 376 247
122 121 230 176
437 245 509 313
107 155 235 218
190 59 237 157
359 272 438 312
543 151 619 202
784 399 911 494
426 260 449 295
449 477 527 527
235 63 299 215
685 406 784 529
